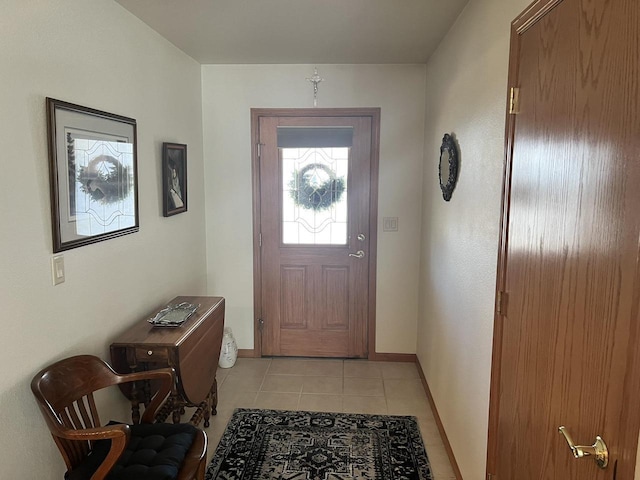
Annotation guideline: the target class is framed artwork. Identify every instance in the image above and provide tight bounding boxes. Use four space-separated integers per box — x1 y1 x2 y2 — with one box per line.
162 142 187 216
46 98 139 252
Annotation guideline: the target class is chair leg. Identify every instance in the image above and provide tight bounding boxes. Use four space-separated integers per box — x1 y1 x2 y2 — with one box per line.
196 455 206 480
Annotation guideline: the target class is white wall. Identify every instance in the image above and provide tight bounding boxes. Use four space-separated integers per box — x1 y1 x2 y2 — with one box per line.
0 1 206 477
417 0 532 478
202 64 425 354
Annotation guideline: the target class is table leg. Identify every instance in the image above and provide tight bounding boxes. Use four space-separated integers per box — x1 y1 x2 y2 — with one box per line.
127 358 141 424
172 397 182 424
211 377 218 416
131 380 141 425
203 393 211 428
188 401 208 427
154 395 174 423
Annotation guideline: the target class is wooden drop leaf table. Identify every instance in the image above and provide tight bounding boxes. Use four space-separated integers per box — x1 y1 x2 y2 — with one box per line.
110 296 225 427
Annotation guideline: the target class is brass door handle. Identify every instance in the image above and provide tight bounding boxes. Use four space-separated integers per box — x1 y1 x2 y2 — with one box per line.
558 426 608 469
348 250 365 258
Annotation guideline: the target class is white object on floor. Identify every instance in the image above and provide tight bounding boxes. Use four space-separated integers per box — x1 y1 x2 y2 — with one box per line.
219 327 238 368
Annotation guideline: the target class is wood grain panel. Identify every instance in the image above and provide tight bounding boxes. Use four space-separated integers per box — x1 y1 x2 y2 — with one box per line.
280 330 350 357
255 111 379 358
280 266 307 329
258 115 283 356
179 301 224 403
322 266 349 329
488 0 640 478
497 3 579 477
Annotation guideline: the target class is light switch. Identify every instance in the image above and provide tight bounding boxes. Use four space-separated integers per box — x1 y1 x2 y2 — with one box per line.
51 255 65 285
383 217 398 232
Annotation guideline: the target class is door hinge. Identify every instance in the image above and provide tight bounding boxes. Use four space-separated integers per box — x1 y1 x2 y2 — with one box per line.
488 474 496 480
259 232 262 247
496 291 508 316
258 318 265 332
257 143 263 159
509 87 520 114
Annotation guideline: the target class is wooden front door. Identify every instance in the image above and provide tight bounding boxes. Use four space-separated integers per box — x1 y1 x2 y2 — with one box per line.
487 0 640 479
252 109 379 358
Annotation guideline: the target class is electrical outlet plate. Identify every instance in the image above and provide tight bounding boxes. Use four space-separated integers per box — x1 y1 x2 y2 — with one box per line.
51 255 65 285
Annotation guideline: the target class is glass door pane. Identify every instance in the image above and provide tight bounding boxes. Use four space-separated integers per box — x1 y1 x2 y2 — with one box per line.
281 147 349 245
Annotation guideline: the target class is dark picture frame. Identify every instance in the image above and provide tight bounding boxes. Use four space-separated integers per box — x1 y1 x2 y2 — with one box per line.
162 143 187 216
438 133 459 202
46 98 139 252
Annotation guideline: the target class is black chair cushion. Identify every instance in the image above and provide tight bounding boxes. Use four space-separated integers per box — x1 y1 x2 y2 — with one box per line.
66 422 198 480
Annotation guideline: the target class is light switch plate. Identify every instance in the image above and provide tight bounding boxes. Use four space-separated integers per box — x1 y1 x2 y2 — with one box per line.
51 255 65 285
383 217 398 232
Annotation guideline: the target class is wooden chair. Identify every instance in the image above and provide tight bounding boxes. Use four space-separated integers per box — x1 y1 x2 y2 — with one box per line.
31 355 207 480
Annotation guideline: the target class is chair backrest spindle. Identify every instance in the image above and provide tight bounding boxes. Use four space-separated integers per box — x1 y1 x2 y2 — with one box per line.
67 402 83 430
75 394 99 429
86 393 101 429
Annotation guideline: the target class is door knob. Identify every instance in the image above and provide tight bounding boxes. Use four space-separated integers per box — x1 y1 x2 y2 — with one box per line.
349 250 365 258
558 426 608 469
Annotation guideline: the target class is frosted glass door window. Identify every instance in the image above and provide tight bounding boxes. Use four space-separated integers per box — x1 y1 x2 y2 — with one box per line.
282 147 349 245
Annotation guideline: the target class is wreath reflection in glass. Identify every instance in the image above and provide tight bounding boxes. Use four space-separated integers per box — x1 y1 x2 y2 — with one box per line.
290 163 346 211
77 154 132 205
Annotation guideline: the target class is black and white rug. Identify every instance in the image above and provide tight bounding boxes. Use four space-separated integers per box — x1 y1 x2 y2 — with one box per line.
206 409 432 480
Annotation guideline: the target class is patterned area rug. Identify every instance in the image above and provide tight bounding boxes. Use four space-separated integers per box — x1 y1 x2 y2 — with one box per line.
206 409 432 480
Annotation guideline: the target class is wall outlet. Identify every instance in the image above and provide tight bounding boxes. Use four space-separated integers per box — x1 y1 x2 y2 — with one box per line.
51 255 65 285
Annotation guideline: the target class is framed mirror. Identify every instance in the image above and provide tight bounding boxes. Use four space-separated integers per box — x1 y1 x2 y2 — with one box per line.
438 133 459 201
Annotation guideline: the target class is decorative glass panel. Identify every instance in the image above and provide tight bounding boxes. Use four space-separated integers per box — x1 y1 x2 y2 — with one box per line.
282 147 349 245
69 133 135 235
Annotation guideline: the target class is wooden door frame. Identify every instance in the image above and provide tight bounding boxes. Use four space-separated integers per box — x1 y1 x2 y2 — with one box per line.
486 0 640 476
250 108 381 358
486 2 552 472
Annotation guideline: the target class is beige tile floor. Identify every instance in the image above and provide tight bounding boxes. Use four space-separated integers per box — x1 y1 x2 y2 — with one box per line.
204 357 457 480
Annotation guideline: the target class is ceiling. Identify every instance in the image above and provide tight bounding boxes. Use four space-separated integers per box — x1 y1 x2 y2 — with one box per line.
115 0 469 64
